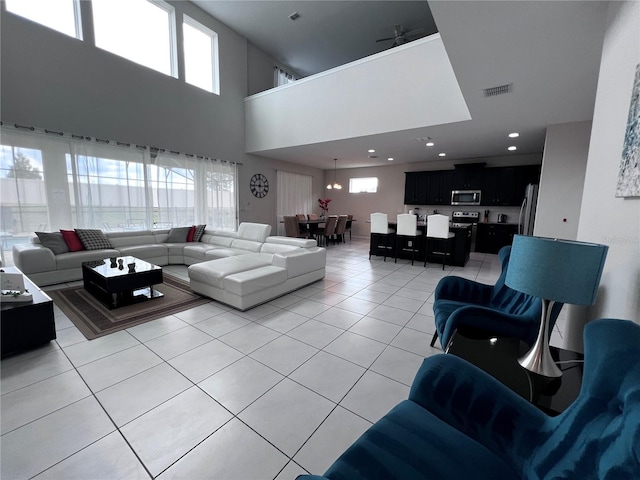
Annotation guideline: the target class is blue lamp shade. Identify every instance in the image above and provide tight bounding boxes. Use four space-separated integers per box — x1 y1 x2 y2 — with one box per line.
505 235 608 305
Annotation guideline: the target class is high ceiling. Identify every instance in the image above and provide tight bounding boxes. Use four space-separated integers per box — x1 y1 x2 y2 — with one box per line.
193 1 610 170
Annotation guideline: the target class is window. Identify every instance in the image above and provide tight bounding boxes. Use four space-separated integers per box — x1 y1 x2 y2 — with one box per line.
1 125 238 265
92 0 177 77
274 67 296 87
0 145 49 235
349 177 378 193
6 0 82 39
183 15 219 94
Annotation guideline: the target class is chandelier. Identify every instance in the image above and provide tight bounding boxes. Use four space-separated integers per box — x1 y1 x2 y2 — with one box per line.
326 158 342 190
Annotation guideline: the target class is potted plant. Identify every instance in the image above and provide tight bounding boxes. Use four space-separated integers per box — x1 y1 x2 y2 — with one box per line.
318 198 331 218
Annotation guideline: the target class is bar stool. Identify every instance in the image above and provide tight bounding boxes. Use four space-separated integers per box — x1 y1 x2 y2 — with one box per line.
425 214 455 270
395 213 421 265
369 213 395 261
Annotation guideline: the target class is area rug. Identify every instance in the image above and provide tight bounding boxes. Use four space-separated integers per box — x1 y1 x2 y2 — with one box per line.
48 273 211 340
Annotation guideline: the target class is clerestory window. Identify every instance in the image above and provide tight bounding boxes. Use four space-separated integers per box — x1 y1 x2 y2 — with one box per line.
5 0 82 39
92 0 178 78
183 15 219 94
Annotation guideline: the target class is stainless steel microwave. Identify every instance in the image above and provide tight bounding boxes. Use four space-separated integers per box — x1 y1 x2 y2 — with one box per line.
451 190 481 206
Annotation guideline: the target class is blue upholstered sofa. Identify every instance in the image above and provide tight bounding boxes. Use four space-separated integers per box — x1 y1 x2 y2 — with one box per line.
299 318 640 480
431 246 564 349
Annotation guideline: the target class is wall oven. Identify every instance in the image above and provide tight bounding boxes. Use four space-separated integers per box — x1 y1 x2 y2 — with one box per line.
451 190 481 206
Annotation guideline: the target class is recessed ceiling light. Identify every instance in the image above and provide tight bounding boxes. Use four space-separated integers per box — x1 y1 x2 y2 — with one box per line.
438 153 446 157
508 146 517 151
368 149 376 153
387 157 394 161
508 132 519 138
426 142 434 147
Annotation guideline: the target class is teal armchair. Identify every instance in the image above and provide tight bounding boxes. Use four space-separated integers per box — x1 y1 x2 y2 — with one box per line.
431 246 563 349
298 318 640 480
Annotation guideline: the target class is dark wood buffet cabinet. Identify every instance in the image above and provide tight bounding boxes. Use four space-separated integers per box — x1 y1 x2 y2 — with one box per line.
404 164 540 207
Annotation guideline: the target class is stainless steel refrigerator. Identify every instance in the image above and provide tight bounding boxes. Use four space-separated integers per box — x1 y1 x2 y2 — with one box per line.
518 184 538 235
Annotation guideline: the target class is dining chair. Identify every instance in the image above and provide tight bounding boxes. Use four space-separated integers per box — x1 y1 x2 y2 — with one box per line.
425 213 455 270
283 216 309 238
369 213 395 261
344 214 353 242
316 215 338 247
307 213 321 237
335 215 348 244
296 213 311 237
395 213 421 265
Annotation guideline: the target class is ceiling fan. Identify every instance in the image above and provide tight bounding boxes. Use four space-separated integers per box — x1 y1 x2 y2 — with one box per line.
376 24 425 47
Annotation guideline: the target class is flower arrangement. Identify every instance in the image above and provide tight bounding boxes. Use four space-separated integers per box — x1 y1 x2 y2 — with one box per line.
318 198 331 215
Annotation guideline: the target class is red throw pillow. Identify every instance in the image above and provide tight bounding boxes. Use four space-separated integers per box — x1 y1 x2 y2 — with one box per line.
186 225 196 242
60 229 85 252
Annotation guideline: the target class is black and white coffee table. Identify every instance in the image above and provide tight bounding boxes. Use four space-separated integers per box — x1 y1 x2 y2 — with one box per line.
82 256 163 309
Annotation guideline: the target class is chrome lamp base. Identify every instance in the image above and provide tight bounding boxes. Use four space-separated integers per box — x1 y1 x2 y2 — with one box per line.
518 299 562 378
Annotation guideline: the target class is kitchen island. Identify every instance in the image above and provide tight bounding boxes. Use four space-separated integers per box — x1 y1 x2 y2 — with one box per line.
371 222 472 267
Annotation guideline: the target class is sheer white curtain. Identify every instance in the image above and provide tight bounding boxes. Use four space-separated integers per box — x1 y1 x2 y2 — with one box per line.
276 170 312 235
0 124 238 264
154 151 237 231
69 140 151 230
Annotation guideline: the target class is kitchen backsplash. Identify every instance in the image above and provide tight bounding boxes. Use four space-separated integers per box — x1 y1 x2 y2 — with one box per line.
404 205 522 224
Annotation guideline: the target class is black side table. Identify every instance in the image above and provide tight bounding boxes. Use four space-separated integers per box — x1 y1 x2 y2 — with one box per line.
1 267 56 358
446 327 584 416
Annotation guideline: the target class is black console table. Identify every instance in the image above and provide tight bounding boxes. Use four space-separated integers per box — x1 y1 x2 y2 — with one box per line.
446 327 584 416
1 267 56 358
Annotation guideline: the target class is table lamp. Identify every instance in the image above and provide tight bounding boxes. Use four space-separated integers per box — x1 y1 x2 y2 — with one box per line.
505 235 608 377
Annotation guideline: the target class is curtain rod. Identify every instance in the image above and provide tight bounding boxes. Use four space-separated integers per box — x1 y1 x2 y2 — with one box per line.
2 121 242 165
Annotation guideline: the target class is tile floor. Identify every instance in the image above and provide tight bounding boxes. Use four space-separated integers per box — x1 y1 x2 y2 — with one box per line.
1 239 567 479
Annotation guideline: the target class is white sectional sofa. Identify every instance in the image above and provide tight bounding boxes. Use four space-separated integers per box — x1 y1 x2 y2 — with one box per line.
12 223 326 310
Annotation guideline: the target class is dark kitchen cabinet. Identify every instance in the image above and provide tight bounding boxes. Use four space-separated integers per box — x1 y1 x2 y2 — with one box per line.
475 223 518 254
404 172 427 205
426 170 454 205
512 165 541 203
453 164 485 190
482 166 541 206
405 171 453 205
483 167 518 206
405 165 540 207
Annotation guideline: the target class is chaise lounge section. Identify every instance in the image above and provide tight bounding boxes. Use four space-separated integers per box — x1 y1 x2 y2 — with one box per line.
12 223 326 310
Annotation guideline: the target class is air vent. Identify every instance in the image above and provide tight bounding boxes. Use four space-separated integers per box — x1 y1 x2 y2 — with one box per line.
288 11 300 21
483 83 512 97
368 155 378 159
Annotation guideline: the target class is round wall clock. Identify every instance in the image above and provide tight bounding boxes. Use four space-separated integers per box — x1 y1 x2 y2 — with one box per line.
250 173 269 198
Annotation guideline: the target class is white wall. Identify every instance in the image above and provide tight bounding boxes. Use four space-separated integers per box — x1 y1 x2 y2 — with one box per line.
565 0 640 351
245 34 470 153
535 121 592 240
